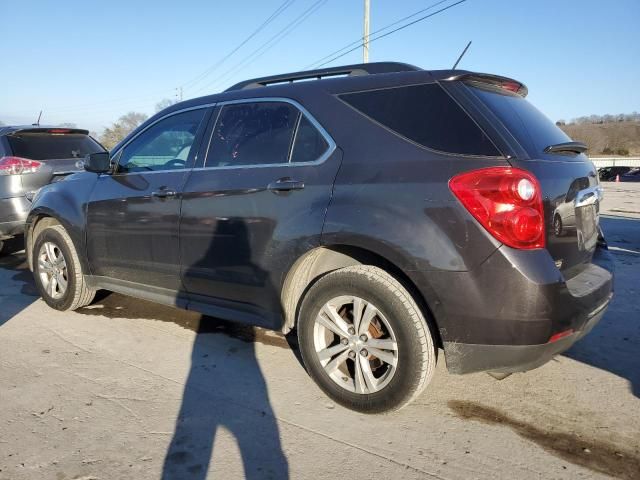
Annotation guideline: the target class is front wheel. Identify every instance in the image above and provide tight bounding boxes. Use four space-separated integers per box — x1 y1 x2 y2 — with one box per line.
297 266 437 413
32 224 95 310
554 215 563 237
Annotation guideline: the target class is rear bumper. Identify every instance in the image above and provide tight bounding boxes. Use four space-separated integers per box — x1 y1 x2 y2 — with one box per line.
443 295 611 374
417 243 614 375
0 196 30 239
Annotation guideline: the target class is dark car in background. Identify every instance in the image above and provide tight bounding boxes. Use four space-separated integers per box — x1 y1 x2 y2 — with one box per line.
25 62 613 413
0 126 105 254
619 167 640 182
598 166 631 181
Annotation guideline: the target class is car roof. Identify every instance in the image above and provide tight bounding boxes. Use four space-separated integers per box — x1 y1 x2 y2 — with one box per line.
112 62 525 153
156 63 479 117
157 62 524 117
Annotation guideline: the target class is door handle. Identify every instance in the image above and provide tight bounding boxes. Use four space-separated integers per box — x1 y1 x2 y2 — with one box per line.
151 188 178 199
267 178 305 192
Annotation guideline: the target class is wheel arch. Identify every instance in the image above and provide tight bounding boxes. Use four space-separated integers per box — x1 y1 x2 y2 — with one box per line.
280 244 443 348
26 213 87 274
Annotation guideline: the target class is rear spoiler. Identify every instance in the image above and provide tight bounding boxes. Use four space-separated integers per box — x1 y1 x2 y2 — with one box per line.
443 73 528 97
9 127 90 135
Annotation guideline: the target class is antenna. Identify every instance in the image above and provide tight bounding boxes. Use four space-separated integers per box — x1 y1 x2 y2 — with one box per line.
34 110 43 126
452 40 472 70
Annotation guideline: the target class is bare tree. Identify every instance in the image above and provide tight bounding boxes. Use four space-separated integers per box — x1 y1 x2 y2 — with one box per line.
99 112 148 150
155 98 177 113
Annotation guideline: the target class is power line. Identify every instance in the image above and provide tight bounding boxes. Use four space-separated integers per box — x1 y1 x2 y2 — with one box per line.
40 88 176 114
181 0 297 91
314 0 468 68
41 1 297 115
190 0 328 96
305 0 451 70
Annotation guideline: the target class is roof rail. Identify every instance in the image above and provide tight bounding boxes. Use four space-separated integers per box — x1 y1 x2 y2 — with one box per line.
225 62 421 92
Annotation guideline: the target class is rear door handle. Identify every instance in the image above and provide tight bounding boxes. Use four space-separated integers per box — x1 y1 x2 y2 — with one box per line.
151 188 177 199
267 178 305 192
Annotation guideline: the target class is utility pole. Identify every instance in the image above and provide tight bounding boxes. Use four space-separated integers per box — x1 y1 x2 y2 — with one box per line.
175 87 183 102
363 0 370 63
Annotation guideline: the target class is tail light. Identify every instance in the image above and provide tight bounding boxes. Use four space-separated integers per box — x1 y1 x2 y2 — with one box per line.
449 167 545 249
0 156 43 176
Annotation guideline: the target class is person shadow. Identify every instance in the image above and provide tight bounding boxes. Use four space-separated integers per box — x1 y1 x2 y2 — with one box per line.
161 218 289 479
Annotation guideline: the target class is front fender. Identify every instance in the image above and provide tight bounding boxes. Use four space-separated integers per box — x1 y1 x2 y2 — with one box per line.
26 173 99 273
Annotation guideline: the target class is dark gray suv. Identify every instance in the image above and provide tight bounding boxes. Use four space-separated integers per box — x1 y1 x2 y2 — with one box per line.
25 63 613 413
0 126 105 253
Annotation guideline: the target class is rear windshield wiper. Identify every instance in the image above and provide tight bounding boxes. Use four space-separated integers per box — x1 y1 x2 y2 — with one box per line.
544 142 588 155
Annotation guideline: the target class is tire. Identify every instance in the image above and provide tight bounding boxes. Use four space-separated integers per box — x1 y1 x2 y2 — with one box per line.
297 265 437 413
554 215 563 237
32 224 95 310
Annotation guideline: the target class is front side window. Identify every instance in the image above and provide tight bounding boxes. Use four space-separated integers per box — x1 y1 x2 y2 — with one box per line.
118 109 206 173
340 83 500 157
207 102 299 167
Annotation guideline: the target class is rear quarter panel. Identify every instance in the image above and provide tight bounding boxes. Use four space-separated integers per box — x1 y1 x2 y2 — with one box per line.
319 94 510 338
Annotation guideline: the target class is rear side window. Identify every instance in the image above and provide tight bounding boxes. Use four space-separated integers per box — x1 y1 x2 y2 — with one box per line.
208 102 299 167
340 83 500 156
6 133 104 160
468 84 571 157
291 115 329 163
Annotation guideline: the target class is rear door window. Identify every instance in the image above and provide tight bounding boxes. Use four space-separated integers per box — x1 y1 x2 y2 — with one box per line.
6 133 104 160
207 102 299 167
467 84 572 157
340 83 500 156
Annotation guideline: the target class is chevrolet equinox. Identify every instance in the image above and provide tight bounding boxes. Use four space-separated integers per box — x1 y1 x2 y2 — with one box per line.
26 63 614 413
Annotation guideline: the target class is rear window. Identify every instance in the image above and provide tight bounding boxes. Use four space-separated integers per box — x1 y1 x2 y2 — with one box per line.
340 83 500 156
7 133 104 160
467 84 571 157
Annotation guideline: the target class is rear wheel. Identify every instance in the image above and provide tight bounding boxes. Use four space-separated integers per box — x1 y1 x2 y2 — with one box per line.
32 224 95 310
297 266 436 413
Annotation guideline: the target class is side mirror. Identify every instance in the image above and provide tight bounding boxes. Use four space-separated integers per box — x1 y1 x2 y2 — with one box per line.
84 152 111 173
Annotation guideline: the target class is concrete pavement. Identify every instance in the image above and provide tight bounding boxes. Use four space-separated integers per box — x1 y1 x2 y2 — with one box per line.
0 183 638 480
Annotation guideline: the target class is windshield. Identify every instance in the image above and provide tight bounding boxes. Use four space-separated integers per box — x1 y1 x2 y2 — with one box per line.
7 133 104 160
467 83 572 157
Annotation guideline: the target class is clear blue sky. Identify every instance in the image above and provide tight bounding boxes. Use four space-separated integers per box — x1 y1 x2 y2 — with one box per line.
1 0 638 133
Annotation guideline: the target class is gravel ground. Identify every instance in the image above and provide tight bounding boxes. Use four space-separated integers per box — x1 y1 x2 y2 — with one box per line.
0 183 638 480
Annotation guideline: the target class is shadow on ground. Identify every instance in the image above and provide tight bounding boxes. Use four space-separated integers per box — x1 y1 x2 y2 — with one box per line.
565 215 640 398
2 216 638 477
0 241 38 327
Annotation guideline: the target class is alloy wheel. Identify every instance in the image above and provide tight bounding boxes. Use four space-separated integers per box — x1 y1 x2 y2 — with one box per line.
313 295 398 394
38 241 68 300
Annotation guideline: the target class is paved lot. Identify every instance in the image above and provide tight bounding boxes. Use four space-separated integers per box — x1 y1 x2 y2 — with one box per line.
1 183 639 480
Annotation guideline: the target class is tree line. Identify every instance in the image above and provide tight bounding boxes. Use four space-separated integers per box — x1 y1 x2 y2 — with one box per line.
556 112 640 126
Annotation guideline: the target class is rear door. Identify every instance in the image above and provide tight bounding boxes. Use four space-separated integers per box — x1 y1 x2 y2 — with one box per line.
86 108 210 298
179 99 341 328
459 80 602 276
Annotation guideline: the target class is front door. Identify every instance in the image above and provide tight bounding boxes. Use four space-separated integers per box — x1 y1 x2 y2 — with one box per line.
179 100 341 328
86 108 210 299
